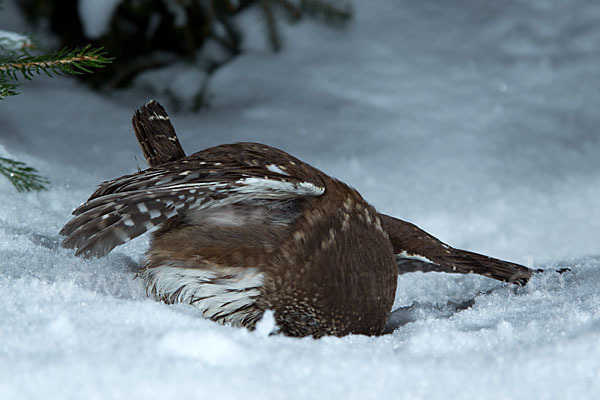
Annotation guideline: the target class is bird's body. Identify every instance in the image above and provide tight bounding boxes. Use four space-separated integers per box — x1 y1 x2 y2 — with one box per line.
61 100 542 337
135 143 398 336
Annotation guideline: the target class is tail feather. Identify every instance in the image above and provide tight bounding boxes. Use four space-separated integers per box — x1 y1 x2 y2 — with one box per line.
132 100 186 167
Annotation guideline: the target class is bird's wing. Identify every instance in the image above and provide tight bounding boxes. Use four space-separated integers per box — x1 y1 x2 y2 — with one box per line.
378 214 536 285
61 144 325 259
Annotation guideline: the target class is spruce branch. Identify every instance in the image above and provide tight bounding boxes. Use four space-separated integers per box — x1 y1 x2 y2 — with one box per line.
260 0 283 52
257 0 351 52
299 0 352 25
271 0 303 23
0 29 111 191
0 156 49 192
0 77 18 99
0 45 112 82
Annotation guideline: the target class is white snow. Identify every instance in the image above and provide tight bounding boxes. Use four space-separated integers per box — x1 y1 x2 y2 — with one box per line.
1 0 600 399
255 309 277 337
0 29 31 50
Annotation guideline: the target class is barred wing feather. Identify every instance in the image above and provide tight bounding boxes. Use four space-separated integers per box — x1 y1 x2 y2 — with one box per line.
61 146 325 258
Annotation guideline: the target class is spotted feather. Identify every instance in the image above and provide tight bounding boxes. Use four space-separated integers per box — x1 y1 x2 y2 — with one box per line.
60 148 325 258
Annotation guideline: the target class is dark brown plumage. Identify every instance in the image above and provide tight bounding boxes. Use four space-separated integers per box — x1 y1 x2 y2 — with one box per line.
61 100 545 337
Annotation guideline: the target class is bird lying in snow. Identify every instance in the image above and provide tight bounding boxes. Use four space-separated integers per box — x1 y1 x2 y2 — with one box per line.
61 100 554 337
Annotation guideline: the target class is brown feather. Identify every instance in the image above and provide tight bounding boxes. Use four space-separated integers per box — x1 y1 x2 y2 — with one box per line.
132 100 186 166
60 99 553 338
379 214 535 285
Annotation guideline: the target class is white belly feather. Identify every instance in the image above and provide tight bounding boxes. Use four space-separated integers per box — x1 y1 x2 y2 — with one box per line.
140 265 265 327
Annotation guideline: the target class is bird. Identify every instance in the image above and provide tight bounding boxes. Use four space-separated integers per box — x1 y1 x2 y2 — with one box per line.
61 100 544 338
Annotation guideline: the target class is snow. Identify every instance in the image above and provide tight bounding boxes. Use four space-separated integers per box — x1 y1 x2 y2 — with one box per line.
0 29 31 50
255 309 278 336
1 0 600 399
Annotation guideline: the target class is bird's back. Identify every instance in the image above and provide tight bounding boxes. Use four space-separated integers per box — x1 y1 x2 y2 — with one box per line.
262 184 397 337
138 155 397 336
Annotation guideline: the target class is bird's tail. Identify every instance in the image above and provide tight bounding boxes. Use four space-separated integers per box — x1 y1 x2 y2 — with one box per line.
132 100 186 167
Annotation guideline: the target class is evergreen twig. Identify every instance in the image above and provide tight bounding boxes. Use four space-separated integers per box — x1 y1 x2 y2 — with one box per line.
260 0 283 52
271 0 302 23
0 45 112 82
258 0 351 52
0 156 49 192
0 27 112 192
0 78 18 98
299 0 352 25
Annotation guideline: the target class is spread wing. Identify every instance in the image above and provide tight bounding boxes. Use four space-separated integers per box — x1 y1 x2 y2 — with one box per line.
60 143 325 258
379 214 537 285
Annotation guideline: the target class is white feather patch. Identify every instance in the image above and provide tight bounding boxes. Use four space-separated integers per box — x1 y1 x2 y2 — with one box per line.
148 113 169 121
397 250 435 264
266 164 290 176
149 209 162 218
140 266 265 327
234 177 324 197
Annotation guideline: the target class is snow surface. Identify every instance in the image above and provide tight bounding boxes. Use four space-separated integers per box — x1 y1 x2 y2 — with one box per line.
2 0 600 398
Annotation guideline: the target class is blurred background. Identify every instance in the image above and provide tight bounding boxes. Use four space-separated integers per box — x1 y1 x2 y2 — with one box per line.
1 0 599 263
1 1 600 399
12 0 353 110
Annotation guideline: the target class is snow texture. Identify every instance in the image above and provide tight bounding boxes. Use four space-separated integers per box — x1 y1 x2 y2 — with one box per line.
1 0 600 399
